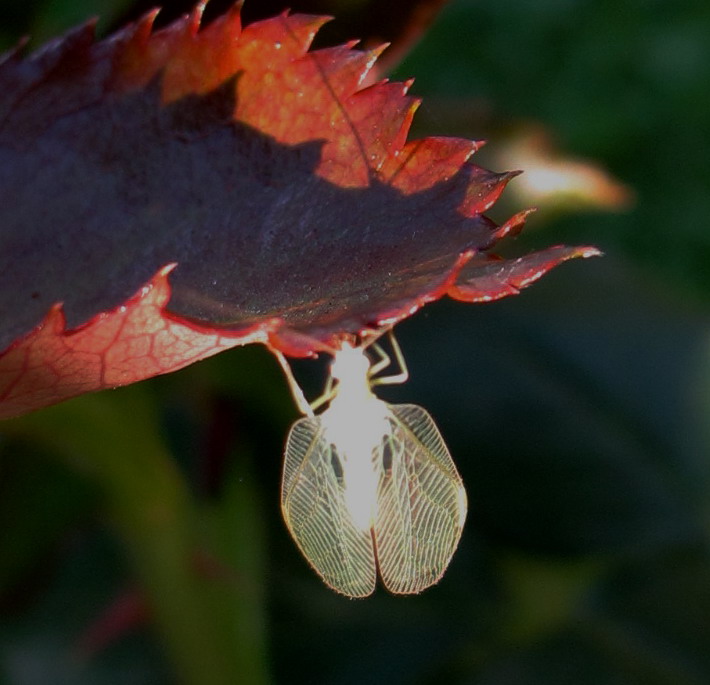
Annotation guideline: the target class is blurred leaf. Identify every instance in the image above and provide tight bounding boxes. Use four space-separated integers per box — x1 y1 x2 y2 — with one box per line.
491 124 634 216
475 547 710 685
5 385 254 685
0 445 96 599
398 0 710 300
0 531 171 685
199 454 270 685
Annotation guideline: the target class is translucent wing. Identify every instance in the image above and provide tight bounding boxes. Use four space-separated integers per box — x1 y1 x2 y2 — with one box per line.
374 404 467 594
281 416 377 598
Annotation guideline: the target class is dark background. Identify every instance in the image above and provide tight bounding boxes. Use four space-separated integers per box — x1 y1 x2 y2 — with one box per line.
2 0 710 683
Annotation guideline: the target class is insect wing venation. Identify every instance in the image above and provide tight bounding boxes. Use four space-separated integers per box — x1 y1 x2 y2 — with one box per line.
374 404 467 594
282 416 377 598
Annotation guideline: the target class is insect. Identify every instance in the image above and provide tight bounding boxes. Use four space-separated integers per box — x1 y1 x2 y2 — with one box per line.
274 331 467 598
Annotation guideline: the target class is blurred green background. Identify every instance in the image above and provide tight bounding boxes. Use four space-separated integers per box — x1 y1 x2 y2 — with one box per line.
2 0 710 683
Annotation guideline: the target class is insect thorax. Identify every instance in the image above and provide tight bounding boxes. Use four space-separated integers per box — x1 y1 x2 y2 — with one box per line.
320 392 390 531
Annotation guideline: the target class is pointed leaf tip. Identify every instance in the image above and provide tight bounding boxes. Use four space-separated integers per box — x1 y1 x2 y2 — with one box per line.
449 245 602 303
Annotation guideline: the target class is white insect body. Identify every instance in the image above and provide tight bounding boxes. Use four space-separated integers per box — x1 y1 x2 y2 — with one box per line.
278 336 467 598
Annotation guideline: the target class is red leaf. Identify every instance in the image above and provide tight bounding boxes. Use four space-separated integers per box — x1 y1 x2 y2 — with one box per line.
237 0 451 76
450 243 602 303
0 3 598 419
0 266 276 420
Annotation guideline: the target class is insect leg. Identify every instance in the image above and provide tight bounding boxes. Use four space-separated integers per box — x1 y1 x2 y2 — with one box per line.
309 377 337 412
272 350 315 417
273 348 342 415
368 342 392 376
371 330 409 386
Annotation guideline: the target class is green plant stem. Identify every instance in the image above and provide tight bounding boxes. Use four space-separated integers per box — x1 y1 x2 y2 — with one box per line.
6 387 256 685
203 452 270 685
